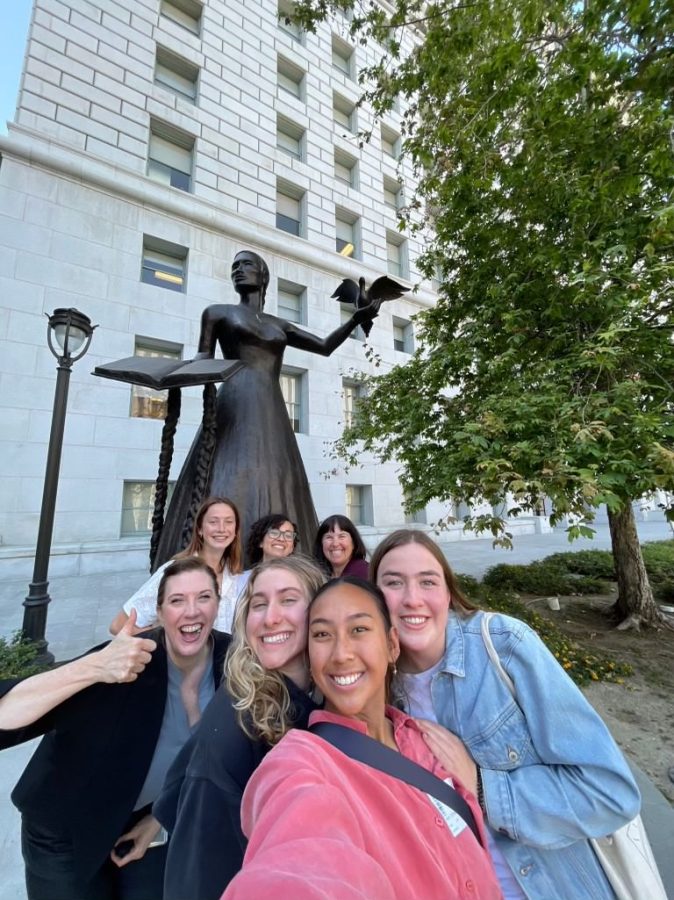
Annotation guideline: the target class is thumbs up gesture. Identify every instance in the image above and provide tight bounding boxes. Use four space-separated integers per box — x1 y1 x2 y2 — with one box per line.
92 610 157 684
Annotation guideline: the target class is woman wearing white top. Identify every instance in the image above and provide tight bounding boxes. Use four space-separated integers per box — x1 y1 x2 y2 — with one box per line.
110 496 247 635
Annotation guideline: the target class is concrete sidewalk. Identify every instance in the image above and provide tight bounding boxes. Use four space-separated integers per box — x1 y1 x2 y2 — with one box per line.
0 520 672 898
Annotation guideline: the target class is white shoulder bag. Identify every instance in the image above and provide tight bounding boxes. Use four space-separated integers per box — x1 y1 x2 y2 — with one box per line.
480 612 667 900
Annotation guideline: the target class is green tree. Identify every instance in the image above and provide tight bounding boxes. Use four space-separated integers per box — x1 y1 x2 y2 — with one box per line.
294 0 674 628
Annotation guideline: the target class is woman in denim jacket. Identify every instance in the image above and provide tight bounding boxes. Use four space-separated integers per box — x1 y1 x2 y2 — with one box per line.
371 529 641 900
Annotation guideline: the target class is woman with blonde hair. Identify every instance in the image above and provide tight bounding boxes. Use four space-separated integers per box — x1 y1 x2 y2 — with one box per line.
154 555 326 900
370 529 641 900
110 496 246 635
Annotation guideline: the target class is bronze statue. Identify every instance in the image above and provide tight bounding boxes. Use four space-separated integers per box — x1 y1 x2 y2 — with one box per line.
154 250 402 565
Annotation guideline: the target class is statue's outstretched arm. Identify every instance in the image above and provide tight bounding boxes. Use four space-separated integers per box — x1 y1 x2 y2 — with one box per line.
285 302 380 357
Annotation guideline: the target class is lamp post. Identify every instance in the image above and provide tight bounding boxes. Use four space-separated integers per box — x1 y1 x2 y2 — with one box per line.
23 308 96 664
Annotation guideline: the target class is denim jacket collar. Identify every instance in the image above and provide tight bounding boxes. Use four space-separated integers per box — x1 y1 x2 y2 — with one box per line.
439 610 467 679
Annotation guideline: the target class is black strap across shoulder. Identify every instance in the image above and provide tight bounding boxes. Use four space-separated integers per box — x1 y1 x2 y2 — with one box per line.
309 721 483 846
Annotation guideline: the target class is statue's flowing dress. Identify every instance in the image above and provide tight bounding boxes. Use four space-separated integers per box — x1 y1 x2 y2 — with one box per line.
155 304 319 564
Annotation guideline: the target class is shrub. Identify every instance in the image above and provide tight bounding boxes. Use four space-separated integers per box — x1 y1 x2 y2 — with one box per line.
543 550 615 580
0 631 46 680
482 561 608 595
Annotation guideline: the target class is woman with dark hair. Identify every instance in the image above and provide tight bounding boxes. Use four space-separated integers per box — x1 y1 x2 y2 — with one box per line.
245 513 299 568
370 529 641 900
0 557 229 900
223 576 500 899
155 250 382 563
110 496 246 635
313 514 369 579
154 556 326 900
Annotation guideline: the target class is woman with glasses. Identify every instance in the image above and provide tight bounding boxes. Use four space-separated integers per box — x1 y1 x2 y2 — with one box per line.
245 514 299 568
313 514 369 580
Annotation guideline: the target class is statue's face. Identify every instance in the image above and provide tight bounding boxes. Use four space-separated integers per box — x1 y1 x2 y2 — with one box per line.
231 253 263 291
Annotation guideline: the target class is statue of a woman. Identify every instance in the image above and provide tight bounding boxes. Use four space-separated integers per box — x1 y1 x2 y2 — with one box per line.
154 250 381 564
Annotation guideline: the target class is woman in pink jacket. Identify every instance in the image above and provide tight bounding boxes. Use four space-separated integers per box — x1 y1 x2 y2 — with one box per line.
224 577 501 900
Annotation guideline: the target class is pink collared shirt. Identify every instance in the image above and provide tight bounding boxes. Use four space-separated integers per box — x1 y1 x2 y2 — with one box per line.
223 707 501 899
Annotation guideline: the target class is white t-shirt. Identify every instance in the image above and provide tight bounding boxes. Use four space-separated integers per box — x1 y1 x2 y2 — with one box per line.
401 665 527 900
123 561 249 633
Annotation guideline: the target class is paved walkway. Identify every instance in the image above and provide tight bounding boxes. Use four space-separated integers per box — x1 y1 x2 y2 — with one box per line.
0 520 672 898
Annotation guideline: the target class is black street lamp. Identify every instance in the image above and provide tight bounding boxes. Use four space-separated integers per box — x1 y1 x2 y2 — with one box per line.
23 308 96 664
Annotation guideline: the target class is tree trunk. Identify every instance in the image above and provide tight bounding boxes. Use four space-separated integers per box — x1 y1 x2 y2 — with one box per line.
607 502 666 629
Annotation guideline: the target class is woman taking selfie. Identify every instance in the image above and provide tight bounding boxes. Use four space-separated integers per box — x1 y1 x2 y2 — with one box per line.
110 496 246 635
224 577 500 899
154 555 326 900
0 557 228 900
370 529 641 900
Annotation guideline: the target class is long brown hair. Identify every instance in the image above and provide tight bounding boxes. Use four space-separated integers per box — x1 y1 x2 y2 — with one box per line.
369 529 478 617
176 496 243 574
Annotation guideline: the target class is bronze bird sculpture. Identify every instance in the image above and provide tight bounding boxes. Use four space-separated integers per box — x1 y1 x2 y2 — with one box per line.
331 275 408 337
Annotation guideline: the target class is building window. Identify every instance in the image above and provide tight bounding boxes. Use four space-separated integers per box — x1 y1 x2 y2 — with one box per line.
386 232 407 278
147 121 194 192
278 0 302 41
160 0 202 35
393 317 414 353
121 480 175 536
277 279 305 324
342 380 364 427
333 93 356 133
332 35 354 77
154 46 199 102
278 55 305 100
276 181 304 236
334 148 357 188
335 208 359 258
341 305 364 341
381 123 400 159
405 507 427 525
141 236 188 292
130 338 183 419
277 115 304 161
383 175 402 210
280 369 305 433
346 484 372 525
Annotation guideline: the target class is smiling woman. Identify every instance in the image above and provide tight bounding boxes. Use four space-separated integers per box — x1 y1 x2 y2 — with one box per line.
153 555 326 900
0 557 229 900
223 577 501 900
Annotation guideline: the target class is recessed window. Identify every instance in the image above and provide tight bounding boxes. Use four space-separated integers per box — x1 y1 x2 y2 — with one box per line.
381 123 400 159
334 148 357 188
336 208 359 258
280 369 305 433
121 480 176 536
341 305 364 341
154 46 199 102
405 507 427 525
386 231 407 278
277 279 305 324
277 115 304 161
130 338 183 419
278 55 305 100
343 380 364 427
333 93 356 133
332 35 354 77
393 317 414 353
147 121 194 192
278 0 302 41
141 236 188 292
383 175 402 210
346 484 372 525
160 0 202 35
276 181 304 236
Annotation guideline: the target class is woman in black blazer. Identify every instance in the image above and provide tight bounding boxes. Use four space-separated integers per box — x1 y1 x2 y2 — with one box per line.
0 556 230 900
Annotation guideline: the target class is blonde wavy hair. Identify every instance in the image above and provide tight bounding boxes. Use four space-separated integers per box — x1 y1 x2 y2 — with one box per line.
224 555 326 745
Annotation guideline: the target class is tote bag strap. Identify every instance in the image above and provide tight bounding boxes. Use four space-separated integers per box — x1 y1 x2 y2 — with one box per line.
481 612 516 699
309 721 483 846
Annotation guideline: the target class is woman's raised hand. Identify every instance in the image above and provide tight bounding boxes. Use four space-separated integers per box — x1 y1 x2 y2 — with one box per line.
416 718 478 796
93 610 157 684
